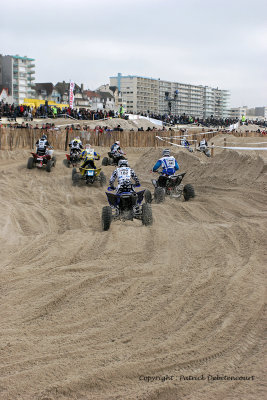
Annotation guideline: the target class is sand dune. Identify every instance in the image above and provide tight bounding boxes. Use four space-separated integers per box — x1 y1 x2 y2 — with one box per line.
0 140 266 400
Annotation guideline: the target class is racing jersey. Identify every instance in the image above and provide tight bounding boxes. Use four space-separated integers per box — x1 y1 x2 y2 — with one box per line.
152 156 179 176
109 166 140 188
111 143 121 154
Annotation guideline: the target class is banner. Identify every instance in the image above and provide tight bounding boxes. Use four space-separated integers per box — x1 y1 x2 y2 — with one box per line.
69 81 75 109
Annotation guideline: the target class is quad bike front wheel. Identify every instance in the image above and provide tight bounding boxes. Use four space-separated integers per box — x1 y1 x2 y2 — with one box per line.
102 206 112 231
52 156 56 167
183 184 195 201
154 187 165 204
27 157 35 169
46 160 53 172
141 203 153 226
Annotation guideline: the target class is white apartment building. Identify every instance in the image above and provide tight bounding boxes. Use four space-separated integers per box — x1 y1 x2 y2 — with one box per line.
110 73 230 118
0 54 35 105
229 106 248 119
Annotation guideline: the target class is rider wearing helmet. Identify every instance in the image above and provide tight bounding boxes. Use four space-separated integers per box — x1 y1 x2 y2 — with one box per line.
36 134 50 155
69 137 83 155
108 159 140 192
80 145 100 173
110 140 121 155
152 149 179 176
199 138 208 149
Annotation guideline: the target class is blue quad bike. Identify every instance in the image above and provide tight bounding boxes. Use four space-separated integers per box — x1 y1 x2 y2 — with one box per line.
101 183 153 231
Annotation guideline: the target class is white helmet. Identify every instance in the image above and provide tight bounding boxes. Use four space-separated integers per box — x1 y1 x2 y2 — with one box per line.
85 143 91 150
118 159 128 167
115 141 120 145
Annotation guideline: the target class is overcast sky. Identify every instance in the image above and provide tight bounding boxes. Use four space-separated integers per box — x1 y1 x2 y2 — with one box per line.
2 0 267 107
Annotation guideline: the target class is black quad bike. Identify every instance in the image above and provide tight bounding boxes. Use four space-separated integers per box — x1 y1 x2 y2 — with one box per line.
102 151 126 166
151 172 195 203
102 183 153 231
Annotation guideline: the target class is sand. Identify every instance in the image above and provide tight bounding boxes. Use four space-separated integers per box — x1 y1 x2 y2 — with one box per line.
0 137 266 400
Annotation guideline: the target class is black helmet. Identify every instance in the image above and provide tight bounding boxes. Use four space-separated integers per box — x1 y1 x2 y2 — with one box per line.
41 134 47 140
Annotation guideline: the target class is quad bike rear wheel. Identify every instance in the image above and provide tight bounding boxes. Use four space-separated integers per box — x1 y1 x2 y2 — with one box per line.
46 160 52 172
63 159 68 167
99 171 107 187
154 187 165 203
141 203 153 226
144 189 152 203
27 157 34 169
183 184 195 201
102 157 109 166
102 206 112 231
72 167 80 186
72 167 77 180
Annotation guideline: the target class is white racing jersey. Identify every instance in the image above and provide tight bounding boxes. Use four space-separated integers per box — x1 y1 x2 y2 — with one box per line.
200 139 207 149
38 139 46 149
109 166 140 189
117 166 132 186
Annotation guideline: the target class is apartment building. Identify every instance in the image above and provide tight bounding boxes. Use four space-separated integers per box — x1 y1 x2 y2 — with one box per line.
229 106 267 120
109 73 230 118
0 54 35 104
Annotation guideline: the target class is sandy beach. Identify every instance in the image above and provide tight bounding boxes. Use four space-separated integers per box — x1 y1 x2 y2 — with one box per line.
0 136 266 400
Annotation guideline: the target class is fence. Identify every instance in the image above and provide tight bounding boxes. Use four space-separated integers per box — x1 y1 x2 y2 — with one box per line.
0 127 262 152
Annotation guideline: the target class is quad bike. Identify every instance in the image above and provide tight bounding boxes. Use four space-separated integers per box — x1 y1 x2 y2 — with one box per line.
102 183 153 231
63 150 81 168
102 151 126 166
72 165 106 187
197 145 211 157
27 148 56 172
152 171 195 204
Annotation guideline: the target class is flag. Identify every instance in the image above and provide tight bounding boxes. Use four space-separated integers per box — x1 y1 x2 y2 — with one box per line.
69 81 75 109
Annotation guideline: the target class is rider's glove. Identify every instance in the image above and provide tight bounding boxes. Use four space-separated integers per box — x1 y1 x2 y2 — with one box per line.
135 183 141 188
107 186 115 191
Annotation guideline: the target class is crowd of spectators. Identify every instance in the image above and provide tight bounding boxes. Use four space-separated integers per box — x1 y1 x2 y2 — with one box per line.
0 101 117 121
1 100 266 132
138 112 241 128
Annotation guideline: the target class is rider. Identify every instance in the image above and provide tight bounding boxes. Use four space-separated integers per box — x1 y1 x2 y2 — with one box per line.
36 134 50 155
69 137 83 155
152 149 179 176
108 159 140 192
110 140 123 156
80 144 100 172
199 138 208 149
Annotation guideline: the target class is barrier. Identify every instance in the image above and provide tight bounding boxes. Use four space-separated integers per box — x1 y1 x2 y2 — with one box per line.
213 145 267 151
0 127 264 152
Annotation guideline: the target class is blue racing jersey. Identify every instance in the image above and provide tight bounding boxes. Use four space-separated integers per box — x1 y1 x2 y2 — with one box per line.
153 156 179 175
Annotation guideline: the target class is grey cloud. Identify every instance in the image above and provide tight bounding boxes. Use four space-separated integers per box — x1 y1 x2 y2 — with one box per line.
1 0 267 107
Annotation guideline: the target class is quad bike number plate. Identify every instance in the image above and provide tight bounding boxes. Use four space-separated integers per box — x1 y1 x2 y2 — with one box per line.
86 171 94 176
